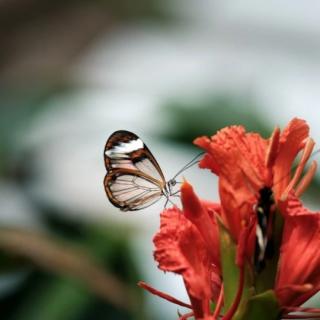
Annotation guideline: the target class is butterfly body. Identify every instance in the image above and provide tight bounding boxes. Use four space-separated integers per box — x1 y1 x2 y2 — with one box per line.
104 130 175 211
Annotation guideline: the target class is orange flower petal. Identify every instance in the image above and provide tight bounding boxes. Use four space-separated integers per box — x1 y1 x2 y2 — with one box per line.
276 194 320 307
273 118 309 200
194 136 220 175
195 126 268 241
181 181 220 268
153 208 220 302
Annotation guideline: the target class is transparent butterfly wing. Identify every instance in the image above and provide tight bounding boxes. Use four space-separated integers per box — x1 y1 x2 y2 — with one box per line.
104 130 167 211
104 170 164 211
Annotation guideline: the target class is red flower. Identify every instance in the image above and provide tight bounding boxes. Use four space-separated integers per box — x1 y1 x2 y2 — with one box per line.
275 193 320 317
193 118 320 318
140 181 221 319
139 118 319 320
194 118 316 255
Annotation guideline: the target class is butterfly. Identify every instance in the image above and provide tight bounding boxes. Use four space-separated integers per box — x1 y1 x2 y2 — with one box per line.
104 130 201 211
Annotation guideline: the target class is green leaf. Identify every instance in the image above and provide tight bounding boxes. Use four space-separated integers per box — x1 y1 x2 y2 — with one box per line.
217 218 253 314
12 277 92 320
233 290 280 320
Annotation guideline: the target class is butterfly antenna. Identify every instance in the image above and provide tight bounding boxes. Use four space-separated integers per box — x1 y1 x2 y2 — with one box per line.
171 152 204 181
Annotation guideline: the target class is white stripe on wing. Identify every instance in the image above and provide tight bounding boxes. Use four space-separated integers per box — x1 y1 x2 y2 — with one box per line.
105 138 144 157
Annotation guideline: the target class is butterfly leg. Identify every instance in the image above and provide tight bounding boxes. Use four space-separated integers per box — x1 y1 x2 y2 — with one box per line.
168 197 180 208
164 196 169 209
170 190 181 196
163 195 180 209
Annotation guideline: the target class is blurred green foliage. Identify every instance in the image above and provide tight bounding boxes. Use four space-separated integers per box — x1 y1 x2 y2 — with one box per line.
161 95 271 145
0 86 70 178
0 214 145 320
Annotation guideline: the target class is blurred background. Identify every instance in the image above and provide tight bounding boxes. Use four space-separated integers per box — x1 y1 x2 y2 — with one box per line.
1 0 320 319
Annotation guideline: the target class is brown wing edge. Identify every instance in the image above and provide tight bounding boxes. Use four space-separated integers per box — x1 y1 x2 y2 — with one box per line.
103 130 166 184
104 130 139 170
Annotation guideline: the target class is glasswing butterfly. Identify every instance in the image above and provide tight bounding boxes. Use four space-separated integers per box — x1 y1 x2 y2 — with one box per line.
103 130 201 211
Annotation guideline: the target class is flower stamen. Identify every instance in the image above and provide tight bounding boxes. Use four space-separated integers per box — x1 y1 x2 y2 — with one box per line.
295 161 317 197
276 283 313 295
213 285 224 319
282 314 320 319
138 281 192 309
281 138 315 201
266 126 280 168
283 307 320 314
178 311 194 320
